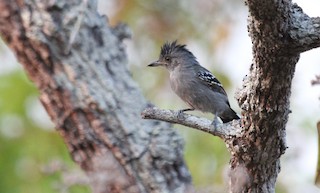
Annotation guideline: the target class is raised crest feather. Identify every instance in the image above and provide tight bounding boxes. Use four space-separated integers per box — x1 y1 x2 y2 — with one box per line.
160 41 195 59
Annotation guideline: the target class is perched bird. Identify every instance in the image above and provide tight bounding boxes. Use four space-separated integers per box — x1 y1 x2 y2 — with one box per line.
148 41 239 124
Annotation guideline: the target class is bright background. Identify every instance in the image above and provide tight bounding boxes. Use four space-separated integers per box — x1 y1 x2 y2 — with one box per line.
0 0 320 192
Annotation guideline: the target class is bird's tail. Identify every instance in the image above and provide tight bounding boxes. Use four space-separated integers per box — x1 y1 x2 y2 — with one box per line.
220 108 240 123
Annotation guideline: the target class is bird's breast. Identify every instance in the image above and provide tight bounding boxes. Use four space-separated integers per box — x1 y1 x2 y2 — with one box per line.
169 69 195 102
169 73 179 95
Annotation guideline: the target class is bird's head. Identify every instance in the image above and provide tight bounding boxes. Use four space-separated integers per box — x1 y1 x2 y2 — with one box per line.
148 41 197 71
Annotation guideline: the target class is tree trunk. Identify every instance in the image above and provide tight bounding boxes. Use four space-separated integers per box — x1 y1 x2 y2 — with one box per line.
231 1 320 192
1 0 320 193
0 1 192 193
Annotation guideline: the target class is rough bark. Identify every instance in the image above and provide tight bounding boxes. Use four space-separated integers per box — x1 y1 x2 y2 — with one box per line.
234 1 319 192
0 1 192 193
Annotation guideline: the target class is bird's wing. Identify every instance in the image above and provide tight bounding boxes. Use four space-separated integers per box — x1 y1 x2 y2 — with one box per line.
197 71 228 96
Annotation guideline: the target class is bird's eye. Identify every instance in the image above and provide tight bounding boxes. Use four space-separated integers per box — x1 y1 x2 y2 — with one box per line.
165 56 171 62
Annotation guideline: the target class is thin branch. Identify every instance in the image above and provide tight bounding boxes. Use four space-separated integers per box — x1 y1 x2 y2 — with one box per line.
141 107 242 139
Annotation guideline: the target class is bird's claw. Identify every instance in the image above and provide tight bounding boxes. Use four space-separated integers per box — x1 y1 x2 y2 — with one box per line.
211 114 219 130
211 119 218 130
177 110 184 120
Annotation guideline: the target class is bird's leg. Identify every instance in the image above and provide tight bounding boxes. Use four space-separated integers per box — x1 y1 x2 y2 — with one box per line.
177 108 194 120
211 114 219 130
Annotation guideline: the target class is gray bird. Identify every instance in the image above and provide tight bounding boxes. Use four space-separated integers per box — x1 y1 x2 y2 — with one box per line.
148 41 240 124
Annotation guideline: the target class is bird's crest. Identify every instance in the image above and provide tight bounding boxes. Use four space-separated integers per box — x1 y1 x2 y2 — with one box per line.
160 41 194 58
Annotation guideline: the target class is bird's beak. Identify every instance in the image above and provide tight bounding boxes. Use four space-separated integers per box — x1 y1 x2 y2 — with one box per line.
148 61 165 67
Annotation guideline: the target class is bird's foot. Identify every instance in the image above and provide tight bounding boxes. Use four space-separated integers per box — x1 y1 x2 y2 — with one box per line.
177 110 184 120
177 108 194 120
211 119 218 130
211 114 219 130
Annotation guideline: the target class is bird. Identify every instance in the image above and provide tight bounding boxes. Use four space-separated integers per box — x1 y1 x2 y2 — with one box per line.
148 41 240 125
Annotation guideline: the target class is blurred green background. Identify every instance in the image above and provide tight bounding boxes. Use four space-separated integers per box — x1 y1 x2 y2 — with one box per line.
1 0 320 193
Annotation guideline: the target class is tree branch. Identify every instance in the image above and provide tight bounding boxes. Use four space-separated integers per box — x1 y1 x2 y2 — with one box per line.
288 4 320 53
141 107 242 139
